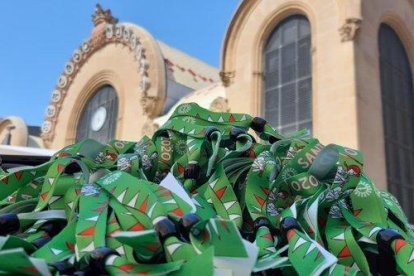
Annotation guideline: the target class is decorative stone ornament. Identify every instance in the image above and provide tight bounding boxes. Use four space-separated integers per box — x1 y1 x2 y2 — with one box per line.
115 25 123 39
135 45 144 60
209 97 230 113
64 62 75 75
219 71 235 87
46 105 56 118
122 29 130 42
57 76 67 89
72 49 82 63
141 120 159 137
92 4 118 27
104 24 114 39
130 33 137 49
140 59 149 72
41 5 152 142
41 121 52 134
140 95 159 118
51 90 62 103
81 41 90 53
339 17 362 42
139 76 151 92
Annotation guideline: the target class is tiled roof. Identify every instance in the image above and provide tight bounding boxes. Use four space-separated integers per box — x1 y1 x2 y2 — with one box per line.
157 41 220 90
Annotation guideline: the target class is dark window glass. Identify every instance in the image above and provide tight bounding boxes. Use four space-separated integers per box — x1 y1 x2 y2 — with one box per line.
379 24 414 221
76 85 118 144
264 15 312 135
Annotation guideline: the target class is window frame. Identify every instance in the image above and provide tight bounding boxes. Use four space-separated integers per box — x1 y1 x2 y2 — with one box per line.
379 23 414 222
262 14 313 136
76 85 119 144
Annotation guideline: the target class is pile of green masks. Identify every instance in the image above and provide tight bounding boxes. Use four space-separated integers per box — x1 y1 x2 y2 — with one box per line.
0 102 413 275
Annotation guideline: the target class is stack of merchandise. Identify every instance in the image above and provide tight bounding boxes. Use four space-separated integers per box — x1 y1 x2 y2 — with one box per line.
0 103 412 275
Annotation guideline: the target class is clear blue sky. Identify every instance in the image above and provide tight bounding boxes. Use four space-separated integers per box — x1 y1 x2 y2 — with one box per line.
0 1 239 126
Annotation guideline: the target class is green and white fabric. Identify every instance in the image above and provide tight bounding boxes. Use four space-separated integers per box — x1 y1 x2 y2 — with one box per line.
0 103 413 275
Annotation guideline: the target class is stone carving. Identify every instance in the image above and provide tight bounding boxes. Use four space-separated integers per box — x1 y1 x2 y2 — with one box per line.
140 96 159 118
141 120 159 137
42 6 151 141
72 49 82 63
51 90 61 103
92 4 118 26
41 121 52 134
115 25 123 38
57 75 67 89
210 97 230 113
64 62 75 75
339 18 362 42
140 76 151 92
45 105 56 118
130 33 137 49
219 71 235 87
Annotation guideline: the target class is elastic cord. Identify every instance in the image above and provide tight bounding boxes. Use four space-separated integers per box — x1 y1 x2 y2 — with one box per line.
207 131 222 177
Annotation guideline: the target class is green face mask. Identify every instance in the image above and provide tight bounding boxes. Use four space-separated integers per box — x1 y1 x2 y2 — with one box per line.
0 102 413 275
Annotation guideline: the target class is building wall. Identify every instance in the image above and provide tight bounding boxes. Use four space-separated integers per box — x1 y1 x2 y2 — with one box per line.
221 0 361 151
0 117 29 147
40 8 220 150
355 0 414 190
44 23 168 149
221 0 414 191
51 44 146 149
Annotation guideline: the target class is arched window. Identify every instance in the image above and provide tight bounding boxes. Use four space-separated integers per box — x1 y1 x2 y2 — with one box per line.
263 15 312 135
76 85 118 144
379 24 414 221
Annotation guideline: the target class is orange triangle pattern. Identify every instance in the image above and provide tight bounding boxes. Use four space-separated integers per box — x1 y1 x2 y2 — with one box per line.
14 171 23 180
394 239 407 254
40 192 48 201
139 197 149 212
215 187 227 200
79 227 95 236
57 164 65 173
1 177 8 185
129 223 145 232
338 246 351 258
255 195 266 207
